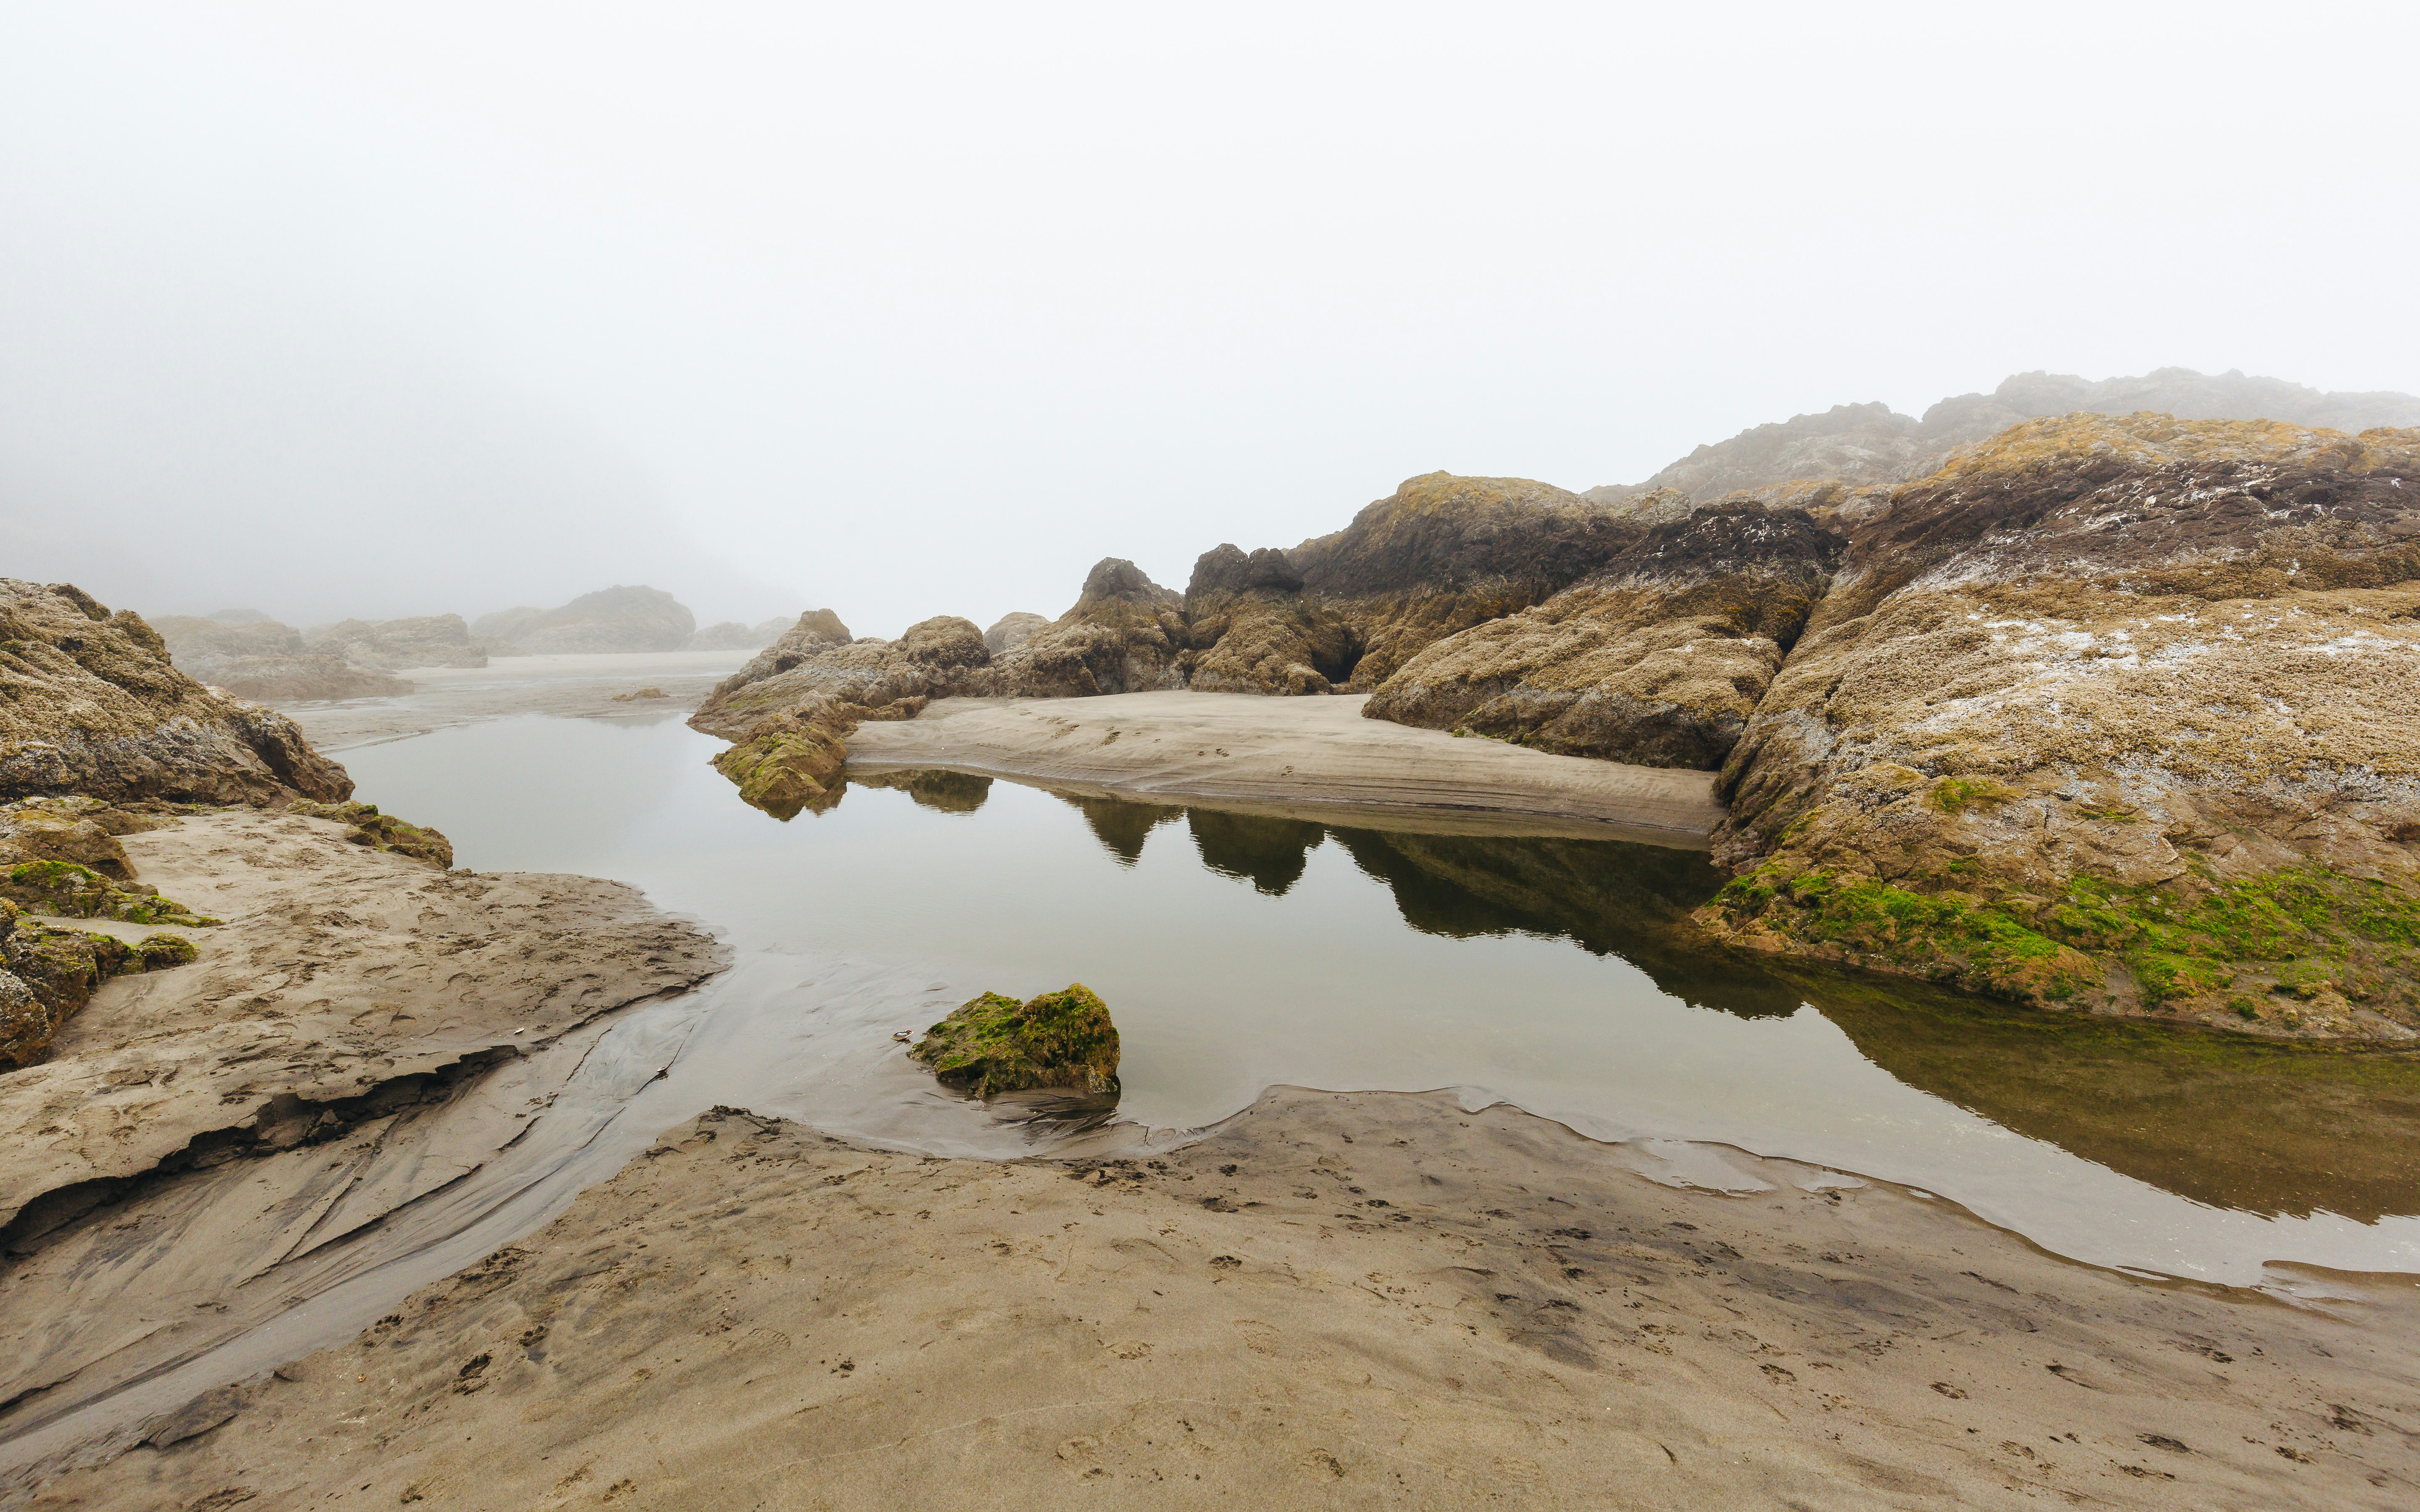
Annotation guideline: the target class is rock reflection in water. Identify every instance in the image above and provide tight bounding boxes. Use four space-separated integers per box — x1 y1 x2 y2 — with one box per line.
850 768 994 814
1039 790 1801 1020
1813 979 2420 1223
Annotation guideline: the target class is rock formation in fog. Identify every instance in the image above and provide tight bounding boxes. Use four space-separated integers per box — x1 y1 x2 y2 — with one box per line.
1586 367 2420 504
305 614 488 670
152 615 409 702
474 585 697 655
682 617 793 652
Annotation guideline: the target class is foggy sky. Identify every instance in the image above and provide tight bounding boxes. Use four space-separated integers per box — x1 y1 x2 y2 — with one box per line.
5 3 2416 636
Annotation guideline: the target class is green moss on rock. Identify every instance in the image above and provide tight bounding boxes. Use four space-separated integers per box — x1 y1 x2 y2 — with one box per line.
289 801 454 869
908 984 1121 1097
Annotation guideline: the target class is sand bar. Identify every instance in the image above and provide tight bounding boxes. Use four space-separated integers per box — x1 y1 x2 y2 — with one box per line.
850 692 1725 845
36 1090 2415 1509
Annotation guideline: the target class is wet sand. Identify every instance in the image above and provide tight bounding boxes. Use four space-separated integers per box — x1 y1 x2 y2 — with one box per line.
0 811 725 1462
34 1091 2416 1510
850 693 1725 845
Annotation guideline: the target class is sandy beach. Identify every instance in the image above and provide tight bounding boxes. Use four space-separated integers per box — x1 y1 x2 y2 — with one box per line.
849 692 1725 844
284 651 754 753
33 1090 2415 1510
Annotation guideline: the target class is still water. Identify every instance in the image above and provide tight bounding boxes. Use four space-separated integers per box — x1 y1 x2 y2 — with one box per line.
345 711 2420 1289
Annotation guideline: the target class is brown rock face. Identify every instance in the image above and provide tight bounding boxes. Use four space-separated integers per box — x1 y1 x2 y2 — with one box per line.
1363 502 1841 767
980 559 1191 697
1184 545 1357 695
1293 473 1643 688
0 580 352 806
1697 416 2420 1037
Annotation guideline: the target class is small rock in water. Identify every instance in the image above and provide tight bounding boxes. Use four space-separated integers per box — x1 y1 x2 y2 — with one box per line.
892 1031 910 1042
909 984 1120 1098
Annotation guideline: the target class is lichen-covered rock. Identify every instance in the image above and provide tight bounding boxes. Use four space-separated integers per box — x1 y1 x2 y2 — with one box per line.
982 612 1049 655
0 795 145 879
981 559 1192 697
1363 502 1841 767
287 801 455 869
473 586 696 655
909 984 1120 1097
1184 545 1357 695
0 580 352 806
1292 473 1646 688
1697 415 2420 1039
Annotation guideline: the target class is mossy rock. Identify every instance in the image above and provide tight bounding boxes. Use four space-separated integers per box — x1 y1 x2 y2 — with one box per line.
0 859 218 927
712 728 847 820
909 984 1121 1098
134 931 199 970
289 801 454 869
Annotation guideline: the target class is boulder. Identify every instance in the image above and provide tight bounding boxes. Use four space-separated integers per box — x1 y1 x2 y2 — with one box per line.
473 586 697 655
0 581 352 806
982 612 1050 655
1697 415 2420 1037
1184 545 1357 695
1362 501 1842 767
908 984 1121 1097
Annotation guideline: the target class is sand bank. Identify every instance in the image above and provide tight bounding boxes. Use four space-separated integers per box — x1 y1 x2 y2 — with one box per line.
850 693 1725 845
33 1090 2415 1509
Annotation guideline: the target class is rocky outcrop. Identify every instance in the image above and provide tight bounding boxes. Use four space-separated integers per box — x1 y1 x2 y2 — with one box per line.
1292 473 1643 689
304 614 487 670
1184 545 1357 695
982 612 1049 654
683 617 794 652
0 581 352 806
980 559 1191 697
1363 501 1842 767
287 800 454 869
153 615 408 703
1590 367 2420 504
908 983 1120 1097
473 586 697 655
1695 416 2420 1039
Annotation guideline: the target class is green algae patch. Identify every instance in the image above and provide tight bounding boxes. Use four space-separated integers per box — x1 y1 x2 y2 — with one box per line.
1705 858 2420 1032
1707 868 2097 1005
0 859 218 927
909 984 1121 1098
1927 777 2016 815
289 801 455 869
